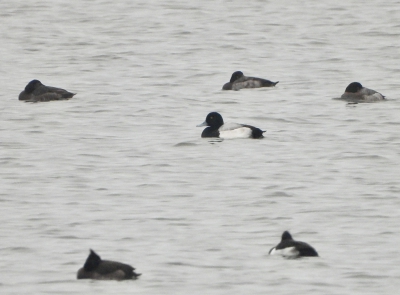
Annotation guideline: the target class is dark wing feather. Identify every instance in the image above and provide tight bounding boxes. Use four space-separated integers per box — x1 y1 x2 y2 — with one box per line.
276 240 318 257
32 84 75 99
241 124 265 139
294 241 319 257
97 260 140 279
246 77 278 87
31 93 65 102
232 77 277 90
45 86 76 98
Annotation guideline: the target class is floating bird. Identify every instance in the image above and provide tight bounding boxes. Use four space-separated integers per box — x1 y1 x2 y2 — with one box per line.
77 249 141 280
340 82 384 102
197 112 265 139
222 71 278 91
19 79 76 102
269 231 318 258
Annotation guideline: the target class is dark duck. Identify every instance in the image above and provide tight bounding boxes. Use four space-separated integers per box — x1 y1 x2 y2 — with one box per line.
77 249 141 280
269 231 318 258
222 71 278 91
19 79 76 102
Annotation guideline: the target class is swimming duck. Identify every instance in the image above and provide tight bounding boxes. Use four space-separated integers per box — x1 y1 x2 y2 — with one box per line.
197 112 265 139
269 231 318 258
340 82 384 102
77 249 141 280
19 79 76 102
222 71 278 91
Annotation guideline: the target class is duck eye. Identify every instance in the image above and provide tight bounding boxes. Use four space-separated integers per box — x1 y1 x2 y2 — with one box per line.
210 116 213 119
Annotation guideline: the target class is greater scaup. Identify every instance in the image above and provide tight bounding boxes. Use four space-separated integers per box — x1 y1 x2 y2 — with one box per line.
222 71 279 91
197 112 265 139
19 80 76 102
269 231 318 258
77 249 141 280
340 82 384 102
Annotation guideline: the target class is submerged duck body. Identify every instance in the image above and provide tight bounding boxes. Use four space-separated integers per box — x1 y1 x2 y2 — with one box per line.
19 80 76 102
222 71 278 91
197 112 265 139
340 82 384 102
269 231 318 258
77 249 141 280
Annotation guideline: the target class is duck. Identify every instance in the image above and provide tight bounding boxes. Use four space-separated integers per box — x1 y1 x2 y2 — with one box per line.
197 112 265 139
269 231 318 258
222 71 278 91
340 82 385 102
19 79 76 102
77 249 141 280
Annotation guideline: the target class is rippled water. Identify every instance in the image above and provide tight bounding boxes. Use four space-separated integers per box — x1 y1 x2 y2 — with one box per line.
1 0 400 294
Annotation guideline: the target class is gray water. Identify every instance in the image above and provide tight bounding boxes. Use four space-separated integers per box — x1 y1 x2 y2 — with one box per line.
1 0 400 294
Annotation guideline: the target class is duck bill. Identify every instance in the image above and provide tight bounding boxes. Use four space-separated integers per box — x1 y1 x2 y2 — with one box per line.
196 121 208 127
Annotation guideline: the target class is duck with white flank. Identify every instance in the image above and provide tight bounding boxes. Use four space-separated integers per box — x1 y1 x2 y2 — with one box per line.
197 112 265 139
340 82 385 102
269 231 318 258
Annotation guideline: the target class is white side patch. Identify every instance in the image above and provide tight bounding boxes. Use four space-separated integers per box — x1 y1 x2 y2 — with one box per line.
367 93 384 101
219 127 252 139
219 123 244 131
361 87 385 101
269 247 299 258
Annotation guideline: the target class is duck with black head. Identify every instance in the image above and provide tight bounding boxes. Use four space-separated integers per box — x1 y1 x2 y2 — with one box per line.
77 249 141 280
222 71 278 91
197 112 265 139
340 82 384 102
19 80 76 102
269 231 318 258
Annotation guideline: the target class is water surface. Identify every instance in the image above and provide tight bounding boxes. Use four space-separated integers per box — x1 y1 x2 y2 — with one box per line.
1 1 400 294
